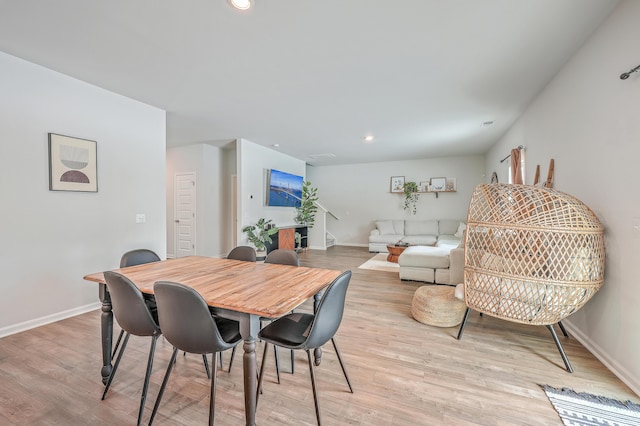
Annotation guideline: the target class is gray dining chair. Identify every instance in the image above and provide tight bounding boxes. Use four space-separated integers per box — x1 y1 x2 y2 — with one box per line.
256 270 354 425
102 271 162 426
148 281 242 426
263 249 300 381
264 249 300 266
110 249 162 359
227 245 257 262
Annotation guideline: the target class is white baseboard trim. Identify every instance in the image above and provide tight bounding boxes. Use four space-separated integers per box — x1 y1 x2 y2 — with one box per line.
562 320 640 397
336 243 368 248
0 302 101 339
167 253 175 259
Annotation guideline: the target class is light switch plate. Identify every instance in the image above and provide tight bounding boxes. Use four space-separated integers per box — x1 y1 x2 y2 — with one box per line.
136 213 146 224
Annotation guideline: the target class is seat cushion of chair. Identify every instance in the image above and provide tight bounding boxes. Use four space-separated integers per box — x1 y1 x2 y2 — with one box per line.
214 317 242 345
258 312 314 349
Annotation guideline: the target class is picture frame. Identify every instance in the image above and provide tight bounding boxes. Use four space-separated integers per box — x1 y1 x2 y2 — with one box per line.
430 177 446 192
419 181 430 192
48 133 98 192
390 176 405 193
446 177 457 191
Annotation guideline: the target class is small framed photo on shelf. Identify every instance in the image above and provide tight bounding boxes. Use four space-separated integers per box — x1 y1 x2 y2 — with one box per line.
390 176 405 193
430 177 446 192
419 181 430 192
446 177 456 191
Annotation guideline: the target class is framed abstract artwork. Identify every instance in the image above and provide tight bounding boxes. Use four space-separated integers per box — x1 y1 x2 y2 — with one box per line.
48 133 98 192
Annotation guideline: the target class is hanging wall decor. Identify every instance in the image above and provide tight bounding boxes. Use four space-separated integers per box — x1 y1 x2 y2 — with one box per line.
48 133 98 192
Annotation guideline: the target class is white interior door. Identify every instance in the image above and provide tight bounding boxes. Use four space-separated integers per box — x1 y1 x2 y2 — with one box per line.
175 173 196 257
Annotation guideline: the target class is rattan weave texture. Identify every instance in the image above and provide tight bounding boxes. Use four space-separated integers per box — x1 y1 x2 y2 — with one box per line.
463 184 605 326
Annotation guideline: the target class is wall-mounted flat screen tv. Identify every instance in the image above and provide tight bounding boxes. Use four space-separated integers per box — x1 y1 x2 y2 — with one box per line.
266 169 303 207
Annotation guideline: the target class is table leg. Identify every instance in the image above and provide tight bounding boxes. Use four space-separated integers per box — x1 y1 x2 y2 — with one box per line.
313 292 322 366
98 283 113 385
240 315 260 426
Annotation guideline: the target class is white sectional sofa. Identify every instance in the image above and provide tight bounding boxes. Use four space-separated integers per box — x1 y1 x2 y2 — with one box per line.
368 219 464 252
369 219 466 285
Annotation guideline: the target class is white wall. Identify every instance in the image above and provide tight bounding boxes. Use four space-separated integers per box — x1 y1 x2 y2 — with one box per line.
166 143 235 258
237 139 307 245
307 155 485 246
0 52 166 336
486 0 639 395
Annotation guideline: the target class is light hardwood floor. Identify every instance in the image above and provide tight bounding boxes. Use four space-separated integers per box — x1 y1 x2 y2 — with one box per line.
0 246 637 425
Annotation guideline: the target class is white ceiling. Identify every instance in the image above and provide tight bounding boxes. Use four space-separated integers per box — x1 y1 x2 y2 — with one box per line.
0 0 618 166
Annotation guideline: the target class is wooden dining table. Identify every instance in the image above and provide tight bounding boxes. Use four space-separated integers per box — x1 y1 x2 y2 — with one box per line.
84 255 342 426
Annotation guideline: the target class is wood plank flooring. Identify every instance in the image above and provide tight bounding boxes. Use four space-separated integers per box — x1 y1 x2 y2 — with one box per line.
0 246 637 425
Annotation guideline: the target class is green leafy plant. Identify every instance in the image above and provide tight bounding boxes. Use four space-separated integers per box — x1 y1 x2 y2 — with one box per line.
242 218 279 251
294 181 319 228
403 181 420 215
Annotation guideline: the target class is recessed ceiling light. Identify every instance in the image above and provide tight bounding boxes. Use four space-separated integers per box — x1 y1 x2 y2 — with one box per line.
271 143 280 147
364 135 374 142
228 0 252 10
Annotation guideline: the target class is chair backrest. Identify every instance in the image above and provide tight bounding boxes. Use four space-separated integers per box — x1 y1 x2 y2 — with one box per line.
264 249 300 266
305 270 351 349
103 271 160 337
153 281 235 354
227 246 257 262
120 249 161 268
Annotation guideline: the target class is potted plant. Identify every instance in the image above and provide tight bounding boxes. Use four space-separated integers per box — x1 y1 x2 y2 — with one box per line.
294 181 319 228
242 218 279 257
403 181 420 215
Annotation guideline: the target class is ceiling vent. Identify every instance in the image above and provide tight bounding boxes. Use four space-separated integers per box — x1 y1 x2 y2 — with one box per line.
308 153 336 160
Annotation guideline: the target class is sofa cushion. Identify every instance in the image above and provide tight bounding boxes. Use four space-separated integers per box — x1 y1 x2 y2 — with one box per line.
376 220 395 235
404 220 438 236
454 222 466 238
369 234 404 244
436 235 461 249
402 235 437 246
439 220 461 236
398 246 451 269
375 220 405 235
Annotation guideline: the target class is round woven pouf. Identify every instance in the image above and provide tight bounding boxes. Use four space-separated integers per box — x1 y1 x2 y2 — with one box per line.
411 285 466 327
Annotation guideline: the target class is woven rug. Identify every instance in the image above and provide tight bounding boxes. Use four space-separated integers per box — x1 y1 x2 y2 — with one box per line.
541 385 640 426
358 253 399 272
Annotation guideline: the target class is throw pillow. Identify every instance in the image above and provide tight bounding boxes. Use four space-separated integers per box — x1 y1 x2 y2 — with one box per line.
454 222 466 238
376 220 396 235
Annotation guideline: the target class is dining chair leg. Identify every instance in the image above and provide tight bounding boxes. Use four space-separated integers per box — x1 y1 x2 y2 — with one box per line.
137 335 159 426
456 308 471 340
227 345 237 373
148 347 179 426
306 349 322 426
331 338 353 393
102 332 131 400
273 345 281 384
112 329 125 357
202 354 211 379
290 349 295 374
208 353 217 426
256 343 269 403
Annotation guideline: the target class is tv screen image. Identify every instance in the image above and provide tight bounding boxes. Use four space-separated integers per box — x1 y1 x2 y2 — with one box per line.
267 169 303 207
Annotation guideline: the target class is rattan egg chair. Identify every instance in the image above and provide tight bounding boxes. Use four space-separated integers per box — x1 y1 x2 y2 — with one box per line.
456 184 605 372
